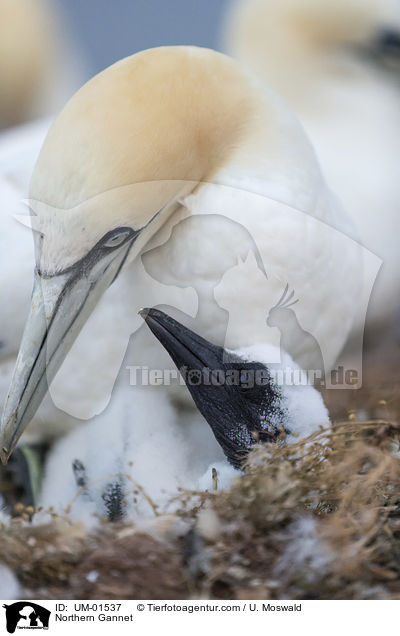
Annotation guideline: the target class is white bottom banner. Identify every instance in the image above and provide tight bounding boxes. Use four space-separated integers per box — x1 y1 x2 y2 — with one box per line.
0 600 397 636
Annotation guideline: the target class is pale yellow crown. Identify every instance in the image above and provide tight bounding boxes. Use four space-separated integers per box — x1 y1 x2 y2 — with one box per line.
28 46 319 274
31 46 259 210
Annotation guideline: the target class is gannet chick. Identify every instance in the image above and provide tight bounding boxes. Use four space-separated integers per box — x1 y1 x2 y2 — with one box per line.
38 385 235 525
141 308 329 468
0 0 83 128
38 308 328 524
223 0 400 329
1 46 359 463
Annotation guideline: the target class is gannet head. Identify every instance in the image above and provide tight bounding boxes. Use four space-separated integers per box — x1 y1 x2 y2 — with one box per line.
141 308 329 469
0 46 267 462
224 0 400 95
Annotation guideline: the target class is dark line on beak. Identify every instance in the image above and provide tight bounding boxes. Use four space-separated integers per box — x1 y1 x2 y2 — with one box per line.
110 238 135 286
10 238 137 447
9 279 97 450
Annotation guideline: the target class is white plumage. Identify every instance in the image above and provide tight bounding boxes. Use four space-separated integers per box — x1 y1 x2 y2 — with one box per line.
38 386 229 524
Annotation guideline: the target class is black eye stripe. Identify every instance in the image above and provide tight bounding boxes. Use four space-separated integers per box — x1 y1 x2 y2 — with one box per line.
37 205 163 279
100 227 138 249
39 226 139 279
103 229 134 248
38 204 165 278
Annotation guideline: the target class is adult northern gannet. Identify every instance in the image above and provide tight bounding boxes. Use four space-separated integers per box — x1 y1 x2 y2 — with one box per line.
0 0 83 129
0 46 360 463
223 0 400 329
38 309 328 523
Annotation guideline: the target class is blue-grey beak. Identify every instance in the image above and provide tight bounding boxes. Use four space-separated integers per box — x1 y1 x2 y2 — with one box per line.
1 227 138 464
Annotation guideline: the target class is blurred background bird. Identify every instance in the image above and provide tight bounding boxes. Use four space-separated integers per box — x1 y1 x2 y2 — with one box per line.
222 0 400 336
0 0 84 129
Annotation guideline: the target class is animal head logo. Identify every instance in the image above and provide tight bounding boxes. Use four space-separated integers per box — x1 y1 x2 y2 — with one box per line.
3 602 50 634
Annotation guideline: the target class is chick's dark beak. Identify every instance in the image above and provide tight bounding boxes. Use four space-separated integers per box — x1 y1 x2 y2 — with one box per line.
140 308 284 469
139 307 224 373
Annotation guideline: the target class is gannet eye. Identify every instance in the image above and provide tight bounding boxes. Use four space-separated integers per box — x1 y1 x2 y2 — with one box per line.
103 229 132 249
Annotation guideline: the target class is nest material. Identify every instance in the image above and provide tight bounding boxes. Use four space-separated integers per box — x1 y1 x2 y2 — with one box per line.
0 520 189 599
1 418 400 600
206 419 400 599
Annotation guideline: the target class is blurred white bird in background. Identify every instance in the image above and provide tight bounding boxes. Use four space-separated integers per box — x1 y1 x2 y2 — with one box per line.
0 0 84 129
223 0 400 333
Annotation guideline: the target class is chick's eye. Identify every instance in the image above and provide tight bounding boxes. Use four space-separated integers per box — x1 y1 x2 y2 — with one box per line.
103 229 132 248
